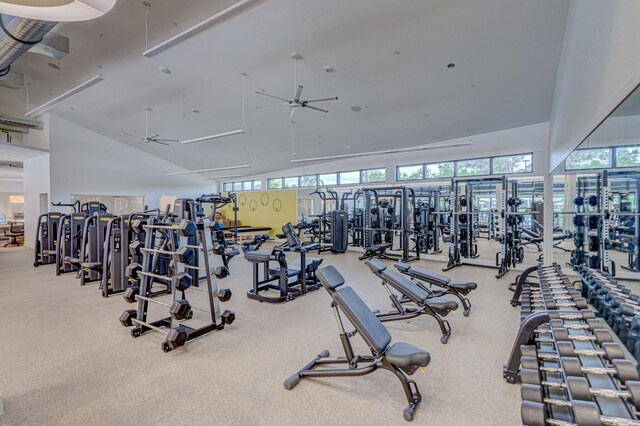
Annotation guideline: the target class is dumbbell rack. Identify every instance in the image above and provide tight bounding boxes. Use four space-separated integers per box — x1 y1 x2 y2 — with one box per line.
121 219 234 352
579 266 640 369
504 264 640 425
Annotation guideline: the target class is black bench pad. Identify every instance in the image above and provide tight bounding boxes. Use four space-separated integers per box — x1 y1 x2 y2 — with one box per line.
386 342 431 369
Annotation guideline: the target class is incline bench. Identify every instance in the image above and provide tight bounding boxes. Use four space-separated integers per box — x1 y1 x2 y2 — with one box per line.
358 242 394 261
366 259 458 344
395 262 477 317
285 265 431 421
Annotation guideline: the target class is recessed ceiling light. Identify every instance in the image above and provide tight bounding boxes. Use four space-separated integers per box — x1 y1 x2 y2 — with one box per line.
447 63 455 69
351 106 362 112
191 108 200 113
158 66 172 74
48 62 60 70
393 50 400 55
466 129 471 132
345 145 351 149
323 66 335 73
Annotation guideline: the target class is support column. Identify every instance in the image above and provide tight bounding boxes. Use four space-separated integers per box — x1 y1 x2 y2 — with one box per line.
543 172 554 266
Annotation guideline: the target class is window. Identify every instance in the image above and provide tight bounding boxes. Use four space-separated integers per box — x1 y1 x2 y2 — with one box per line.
300 175 318 187
268 178 282 189
565 148 611 170
397 164 424 181
283 177 299 188
456 158 490 176
492 154 533 174
339 171 360 185
318 173 337 186
361 168 386 183
232 182 242 191
615 146 640 168
252 180 262 190
223 183 231 192
242 181 252 191
425 162 454 179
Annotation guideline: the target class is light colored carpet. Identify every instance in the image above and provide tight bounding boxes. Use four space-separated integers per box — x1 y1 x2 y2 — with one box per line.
0 244 522 425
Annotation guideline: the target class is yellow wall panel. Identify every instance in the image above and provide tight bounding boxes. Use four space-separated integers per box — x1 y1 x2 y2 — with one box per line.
219 190 297 237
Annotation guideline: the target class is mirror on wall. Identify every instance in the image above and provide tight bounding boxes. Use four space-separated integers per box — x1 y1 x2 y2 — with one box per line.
553 85 640 281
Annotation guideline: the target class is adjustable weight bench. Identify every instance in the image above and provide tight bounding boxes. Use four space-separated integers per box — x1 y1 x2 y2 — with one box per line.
358 242 395 261
365 259 457 344
394 262 477 316
285 265 430 421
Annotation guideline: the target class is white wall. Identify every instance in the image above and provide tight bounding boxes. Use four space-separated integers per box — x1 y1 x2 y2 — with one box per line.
0 192 24 222
23 153 50 248
234 122 550 184
549 0 640 172
0 180 23 193
48 116 215 209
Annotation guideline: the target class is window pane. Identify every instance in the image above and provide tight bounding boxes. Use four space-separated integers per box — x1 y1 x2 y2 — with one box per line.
456 158 490 176
283 177 299 188
339 171 360 185
252 180 262 190
565 148 611 170
300 175 318 187
223 183 230 192
397 164 424 181
425 162 454 179
268 178 282 189
232 182 242 191
362 168 386 183
242 181 252 191
318 173 337 186
616 146 640 168
493 154 533 174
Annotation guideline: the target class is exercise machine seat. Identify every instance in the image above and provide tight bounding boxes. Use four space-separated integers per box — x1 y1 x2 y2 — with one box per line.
81 261 102 271
366 243 392 252
64 256 81 266
43 250 57 255
424 297 459 316
224 248 240 257
244 251 272 262
385 342 431 369
451 279 478 294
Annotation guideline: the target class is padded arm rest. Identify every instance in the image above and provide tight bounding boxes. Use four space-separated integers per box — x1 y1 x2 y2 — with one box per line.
394 262 411 273
244 250 272 262
405 266 451 287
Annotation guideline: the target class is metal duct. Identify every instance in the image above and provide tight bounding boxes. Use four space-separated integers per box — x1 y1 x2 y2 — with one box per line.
0 114 43 130
0 14 57 76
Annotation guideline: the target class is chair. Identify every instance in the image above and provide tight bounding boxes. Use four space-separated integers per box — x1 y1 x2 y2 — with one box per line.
4 222 24 247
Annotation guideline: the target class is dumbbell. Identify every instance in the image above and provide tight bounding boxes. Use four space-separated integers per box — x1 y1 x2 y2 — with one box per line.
129 240 143 256
176 246 195 264
125 263 142 280
551 327 614 345
560 356 640 384
123 286 139 303
521 390 640 426
524 342 627 361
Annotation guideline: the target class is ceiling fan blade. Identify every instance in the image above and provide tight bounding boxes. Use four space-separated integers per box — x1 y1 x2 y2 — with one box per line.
304 97 339 103
154 138 180 142
289 107 296 117
304 105 329 113
121 132 139 138
256 103 287 108
294 85 303 102
255 91 290 102
149 133 160 139
153 140 169 146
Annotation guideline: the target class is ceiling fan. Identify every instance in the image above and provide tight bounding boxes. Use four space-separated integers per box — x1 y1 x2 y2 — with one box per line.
121 106 180 146
256 85 338 117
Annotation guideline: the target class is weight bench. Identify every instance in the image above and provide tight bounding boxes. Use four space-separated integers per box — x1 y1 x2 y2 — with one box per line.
285 265 430 421
365 259 457 344
359 242 394 261
394 262 477 317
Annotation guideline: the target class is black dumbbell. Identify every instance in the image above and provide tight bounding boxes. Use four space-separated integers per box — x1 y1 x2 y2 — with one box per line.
119 309 137 327
560 357 640 384
165 326 189 350
123 286 139 303
222 310 235 325
217 288 232 302
169 300 192 321
125 262 142 279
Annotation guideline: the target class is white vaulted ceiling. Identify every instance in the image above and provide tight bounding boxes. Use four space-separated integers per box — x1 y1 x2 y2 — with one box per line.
0 0 570 178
